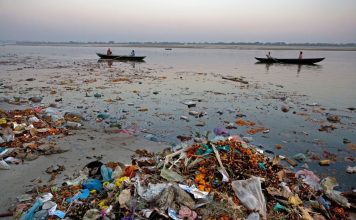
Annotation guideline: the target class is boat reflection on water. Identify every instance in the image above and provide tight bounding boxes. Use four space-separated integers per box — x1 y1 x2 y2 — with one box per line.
97 59 145 68
255 62 322 75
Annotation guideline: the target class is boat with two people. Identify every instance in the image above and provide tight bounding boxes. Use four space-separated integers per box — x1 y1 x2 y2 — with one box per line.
255 57 325 65
96 52 146 61
256 51 324 64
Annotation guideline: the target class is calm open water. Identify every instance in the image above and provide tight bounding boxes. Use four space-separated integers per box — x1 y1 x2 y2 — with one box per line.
1 45 355 190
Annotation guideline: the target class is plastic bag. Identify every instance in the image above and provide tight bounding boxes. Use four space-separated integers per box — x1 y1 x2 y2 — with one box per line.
179 184 209 199
160 167 183 182
1 127 15 142
213 127 229 137
295 169 321 190
231 177 267 219
20 199 43 220
100 165 112 181
321 177 350 208
66 189 90 203
43 107 63 122
82 179 102 191
136 179 169 202
246 212 260 220
0 159 11 170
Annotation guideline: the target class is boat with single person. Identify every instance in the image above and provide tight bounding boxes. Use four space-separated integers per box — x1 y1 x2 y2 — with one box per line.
96 53 146 61
255 57 325 64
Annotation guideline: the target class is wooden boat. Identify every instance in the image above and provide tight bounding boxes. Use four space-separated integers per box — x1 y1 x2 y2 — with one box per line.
255 57 324 64
96 53 146 61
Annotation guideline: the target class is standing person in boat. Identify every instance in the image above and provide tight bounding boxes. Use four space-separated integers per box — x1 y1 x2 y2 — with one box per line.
107 48 112 56
131 50 135 56
266 51 273 59
298 51 303 59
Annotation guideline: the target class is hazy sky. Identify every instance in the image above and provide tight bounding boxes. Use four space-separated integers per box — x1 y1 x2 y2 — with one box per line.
0 0 355 43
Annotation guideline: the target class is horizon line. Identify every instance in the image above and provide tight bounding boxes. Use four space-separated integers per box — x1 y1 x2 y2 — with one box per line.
4 40 356 46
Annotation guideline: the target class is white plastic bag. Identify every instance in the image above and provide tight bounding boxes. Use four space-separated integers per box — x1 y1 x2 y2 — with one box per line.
231 177 266 219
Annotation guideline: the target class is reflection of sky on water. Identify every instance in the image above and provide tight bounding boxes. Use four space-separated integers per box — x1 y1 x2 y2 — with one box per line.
0 45 355 190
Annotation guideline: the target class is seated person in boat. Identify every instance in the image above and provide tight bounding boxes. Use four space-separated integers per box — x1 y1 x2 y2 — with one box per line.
266 51 273 59
131 50 135 56
107 48 112 56
299 51 303 59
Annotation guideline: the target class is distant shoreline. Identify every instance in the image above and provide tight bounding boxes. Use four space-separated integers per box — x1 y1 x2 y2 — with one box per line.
5 42 356 51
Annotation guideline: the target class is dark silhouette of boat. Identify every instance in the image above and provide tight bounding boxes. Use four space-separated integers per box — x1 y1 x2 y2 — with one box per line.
255 57 324 64
96 53 146 61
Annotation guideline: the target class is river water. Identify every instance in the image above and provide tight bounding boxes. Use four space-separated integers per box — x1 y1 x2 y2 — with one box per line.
1 45 355 190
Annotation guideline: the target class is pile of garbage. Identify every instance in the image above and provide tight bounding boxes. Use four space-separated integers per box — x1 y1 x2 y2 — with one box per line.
0 107 79 169
13 136 354 219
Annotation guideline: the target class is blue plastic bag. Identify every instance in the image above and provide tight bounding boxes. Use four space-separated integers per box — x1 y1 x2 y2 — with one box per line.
83 179 102 191
101 165 113 181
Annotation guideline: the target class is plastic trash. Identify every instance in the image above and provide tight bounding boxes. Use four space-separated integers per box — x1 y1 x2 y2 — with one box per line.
346 166 356 173
83 179 102 191
136 180 168 202
48 204 65 219
111 165 123 179
32 209 48 220
319 159 331 166
196 144 213 156
179 184 209 199
168 208 183 220
298 207 313 220
43 107 63 122
97 113 110 120
118 189 131 208
0 118 6 125
258 162 266 170
83 209 100 220
100 165 112 181
144 134 158 142
280 182 293 198
66 189 90 203
321 177 350 208
317 196 331 210
0 159 11 170
273 202 290 212
65 170 88 186
178 206 197 219
210 135 225 142
94 93 102 98
183 101 196 108
246 212 260 220
231 177 267 219
288 195 302 206
242 136 254 143
20 199 43 220
42 201 56 210
213 127 229 137
1 127 15 142
0 147 8 155
293 153 309 163
4 156 21 164
115 176 130 188
160 167 183 182
28 116 40 123
65 121 81 128
17 194 33 202
180 116 189 121
295 169 321 190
